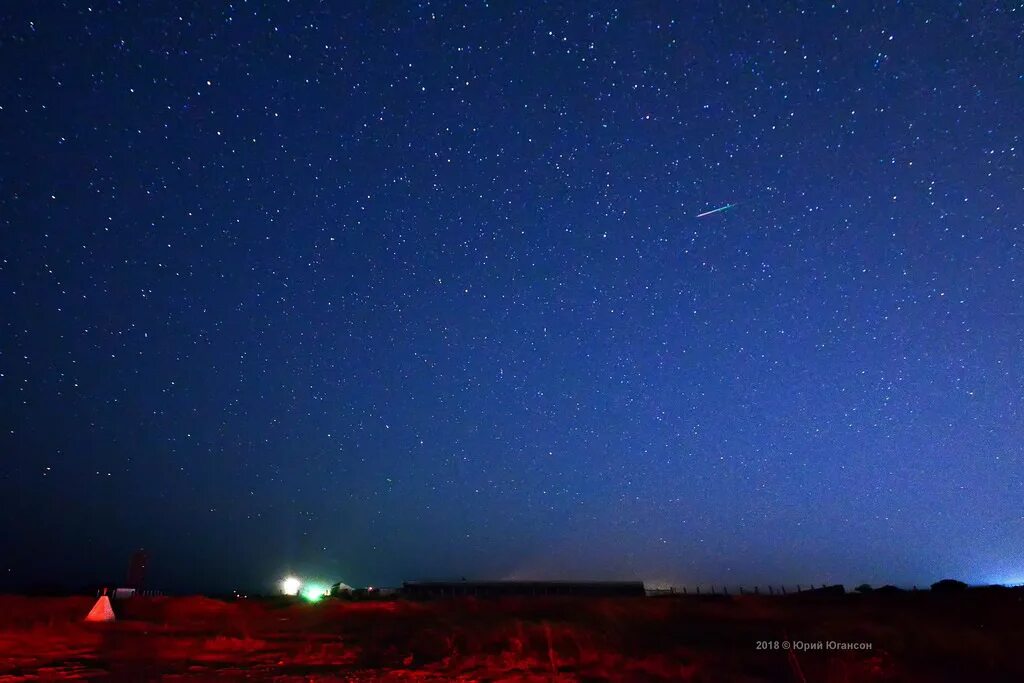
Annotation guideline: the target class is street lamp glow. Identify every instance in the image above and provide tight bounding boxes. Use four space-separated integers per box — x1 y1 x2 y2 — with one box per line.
281 576 302 596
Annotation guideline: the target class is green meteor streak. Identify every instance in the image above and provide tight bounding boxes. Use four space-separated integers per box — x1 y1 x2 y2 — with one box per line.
696 203 735 218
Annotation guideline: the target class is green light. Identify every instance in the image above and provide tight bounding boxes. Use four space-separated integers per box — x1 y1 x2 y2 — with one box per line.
301 583 329 602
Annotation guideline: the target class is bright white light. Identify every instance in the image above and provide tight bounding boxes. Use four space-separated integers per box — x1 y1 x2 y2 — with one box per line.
281 576 302 596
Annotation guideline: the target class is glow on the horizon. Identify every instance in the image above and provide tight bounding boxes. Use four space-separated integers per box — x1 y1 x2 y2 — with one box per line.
989 576 1024 587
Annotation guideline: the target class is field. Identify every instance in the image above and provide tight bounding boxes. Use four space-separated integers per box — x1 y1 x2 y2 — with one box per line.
0 589 1021 681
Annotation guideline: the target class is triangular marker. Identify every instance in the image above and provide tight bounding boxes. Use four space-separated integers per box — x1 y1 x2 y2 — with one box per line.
85 595 116 622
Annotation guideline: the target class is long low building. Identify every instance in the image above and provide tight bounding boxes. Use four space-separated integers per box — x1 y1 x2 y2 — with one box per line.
402 580 646 599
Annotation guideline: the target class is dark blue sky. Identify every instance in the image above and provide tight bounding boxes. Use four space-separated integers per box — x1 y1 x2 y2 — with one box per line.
2 2 1022 593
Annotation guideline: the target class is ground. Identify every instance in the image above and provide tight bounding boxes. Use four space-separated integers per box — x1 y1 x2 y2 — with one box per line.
0 589 1021 681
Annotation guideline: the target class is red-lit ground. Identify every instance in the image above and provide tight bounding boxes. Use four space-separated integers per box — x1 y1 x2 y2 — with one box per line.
0 590 1021 681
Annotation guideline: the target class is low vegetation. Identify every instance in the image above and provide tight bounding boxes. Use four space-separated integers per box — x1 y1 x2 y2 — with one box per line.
0 588 1021 681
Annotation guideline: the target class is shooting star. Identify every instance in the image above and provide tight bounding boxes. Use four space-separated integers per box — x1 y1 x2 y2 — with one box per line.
696 203 735 218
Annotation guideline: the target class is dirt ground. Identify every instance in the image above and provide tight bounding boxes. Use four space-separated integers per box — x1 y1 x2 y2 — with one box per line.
0 589 1021 681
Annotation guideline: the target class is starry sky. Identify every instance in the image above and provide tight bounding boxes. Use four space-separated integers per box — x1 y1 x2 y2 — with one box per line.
2 2 1023 594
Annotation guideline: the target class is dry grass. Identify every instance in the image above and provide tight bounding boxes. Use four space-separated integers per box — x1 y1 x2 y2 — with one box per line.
0 589 1020 681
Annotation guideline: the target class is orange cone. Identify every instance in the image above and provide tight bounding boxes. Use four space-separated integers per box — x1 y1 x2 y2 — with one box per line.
85 595 116 622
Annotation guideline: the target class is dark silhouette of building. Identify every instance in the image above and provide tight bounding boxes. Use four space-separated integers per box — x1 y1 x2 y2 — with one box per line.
402 580 646 599
126 549 148 590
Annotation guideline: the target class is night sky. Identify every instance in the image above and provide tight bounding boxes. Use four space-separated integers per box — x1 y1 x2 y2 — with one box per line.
2 2 1023 594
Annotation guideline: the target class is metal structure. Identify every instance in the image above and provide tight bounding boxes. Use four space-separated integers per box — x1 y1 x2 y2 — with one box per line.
126 549 148 590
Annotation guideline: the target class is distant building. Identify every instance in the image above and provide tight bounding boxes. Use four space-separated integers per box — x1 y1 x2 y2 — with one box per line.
402 580 646 599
